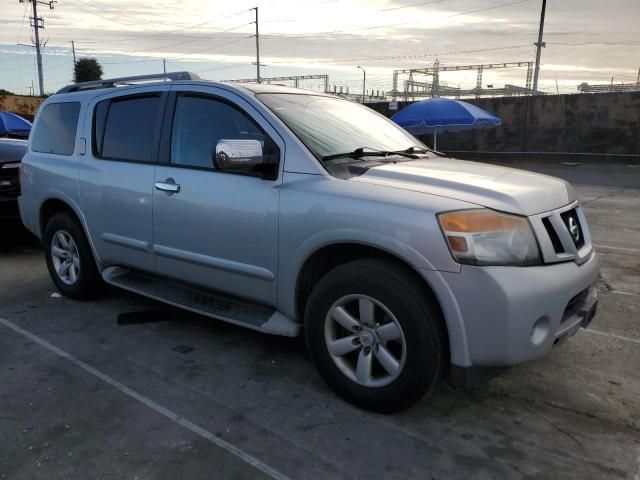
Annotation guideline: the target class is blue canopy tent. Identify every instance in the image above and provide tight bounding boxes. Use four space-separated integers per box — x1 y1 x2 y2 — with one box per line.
0 111 32 139
391 97 501 150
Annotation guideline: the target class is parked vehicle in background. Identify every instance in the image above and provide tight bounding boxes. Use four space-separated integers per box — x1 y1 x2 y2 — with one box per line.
0 138 27 223
0 111 32 140
19 72 600 412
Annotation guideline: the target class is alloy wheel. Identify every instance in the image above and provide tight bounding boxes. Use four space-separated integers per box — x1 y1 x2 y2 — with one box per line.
324 294 407 388
50 230 80 285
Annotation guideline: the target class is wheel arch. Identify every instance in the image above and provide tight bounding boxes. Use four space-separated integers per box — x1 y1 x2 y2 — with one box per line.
293 241 452 364
39 195 103 268
40 197 81 236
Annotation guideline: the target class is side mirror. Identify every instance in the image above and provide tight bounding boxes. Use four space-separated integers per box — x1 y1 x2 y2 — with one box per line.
214 139 263 170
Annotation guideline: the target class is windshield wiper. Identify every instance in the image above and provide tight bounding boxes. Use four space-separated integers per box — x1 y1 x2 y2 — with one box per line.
322 147 420 162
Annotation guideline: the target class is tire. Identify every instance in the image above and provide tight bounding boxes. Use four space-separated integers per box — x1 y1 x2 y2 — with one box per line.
43 212 102 300
305 258 446 413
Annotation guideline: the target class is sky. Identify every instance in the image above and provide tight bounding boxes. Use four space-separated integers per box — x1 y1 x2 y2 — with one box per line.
1 0 639 96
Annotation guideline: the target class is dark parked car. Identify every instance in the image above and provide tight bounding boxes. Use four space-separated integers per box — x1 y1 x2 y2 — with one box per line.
0 138 27 222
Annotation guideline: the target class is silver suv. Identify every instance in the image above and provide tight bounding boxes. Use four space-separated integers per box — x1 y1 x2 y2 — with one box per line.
19 72 599 412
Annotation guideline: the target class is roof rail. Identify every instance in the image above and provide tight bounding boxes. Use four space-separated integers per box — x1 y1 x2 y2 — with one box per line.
56 71 202 94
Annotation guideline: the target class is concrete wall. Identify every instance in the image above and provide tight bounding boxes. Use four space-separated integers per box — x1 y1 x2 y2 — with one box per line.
368 92 640 157
0 95 45 121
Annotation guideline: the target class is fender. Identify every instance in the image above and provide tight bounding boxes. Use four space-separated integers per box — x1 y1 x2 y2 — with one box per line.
37 189 105 269
279 227 438 318
278 228 471 367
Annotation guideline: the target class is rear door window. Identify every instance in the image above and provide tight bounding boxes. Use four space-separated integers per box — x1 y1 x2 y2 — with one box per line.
96 94 162 162
31 102 80 155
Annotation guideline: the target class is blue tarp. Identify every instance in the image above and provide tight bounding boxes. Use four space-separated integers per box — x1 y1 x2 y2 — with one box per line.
0 111 32 137
391 97 501 136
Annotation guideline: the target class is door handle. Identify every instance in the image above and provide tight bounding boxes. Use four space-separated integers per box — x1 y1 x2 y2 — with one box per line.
154 179 180 193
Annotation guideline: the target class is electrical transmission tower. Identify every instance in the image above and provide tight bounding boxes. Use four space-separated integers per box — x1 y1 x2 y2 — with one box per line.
19 0 57 96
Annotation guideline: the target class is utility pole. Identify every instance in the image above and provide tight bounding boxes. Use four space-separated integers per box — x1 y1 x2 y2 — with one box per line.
251 7 261 83
163 59 166 74
531 0 546 95
19 0 56 96
70 40 76 66
357 65 366 103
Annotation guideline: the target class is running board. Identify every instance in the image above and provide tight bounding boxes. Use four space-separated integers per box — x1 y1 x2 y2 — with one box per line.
102 266 301 337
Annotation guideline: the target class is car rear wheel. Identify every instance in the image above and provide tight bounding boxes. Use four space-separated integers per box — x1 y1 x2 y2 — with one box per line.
305 258 446 413
44 212 102 300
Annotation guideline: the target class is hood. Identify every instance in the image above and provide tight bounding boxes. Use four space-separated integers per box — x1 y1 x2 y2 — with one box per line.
0 138 28 165
350 157 576 216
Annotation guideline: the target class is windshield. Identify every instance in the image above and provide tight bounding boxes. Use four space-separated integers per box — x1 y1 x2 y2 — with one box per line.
257 93 424 160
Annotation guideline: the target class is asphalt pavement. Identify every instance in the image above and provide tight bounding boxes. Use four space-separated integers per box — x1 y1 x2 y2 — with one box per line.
0 163 639 480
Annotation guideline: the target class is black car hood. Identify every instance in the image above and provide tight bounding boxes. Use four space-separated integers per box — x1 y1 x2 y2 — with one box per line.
0 138 28 165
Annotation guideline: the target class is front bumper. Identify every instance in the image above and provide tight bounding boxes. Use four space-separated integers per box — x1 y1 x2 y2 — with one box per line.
424 251 600 369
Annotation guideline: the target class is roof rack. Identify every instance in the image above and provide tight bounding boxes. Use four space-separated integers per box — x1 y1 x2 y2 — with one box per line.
56 71 202 94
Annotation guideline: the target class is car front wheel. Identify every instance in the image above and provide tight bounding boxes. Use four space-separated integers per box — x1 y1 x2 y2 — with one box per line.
305 258 447 413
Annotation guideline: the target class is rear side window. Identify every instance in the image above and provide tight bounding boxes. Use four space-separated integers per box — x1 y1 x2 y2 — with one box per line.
31 102 80 155
95 95 162 162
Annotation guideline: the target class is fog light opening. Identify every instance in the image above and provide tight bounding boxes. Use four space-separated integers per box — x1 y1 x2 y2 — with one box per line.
530 316 550 346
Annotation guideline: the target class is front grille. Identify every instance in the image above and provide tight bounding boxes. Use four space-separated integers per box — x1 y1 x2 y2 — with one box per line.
560 208 585 249
542 216 564 254
530 203 592 265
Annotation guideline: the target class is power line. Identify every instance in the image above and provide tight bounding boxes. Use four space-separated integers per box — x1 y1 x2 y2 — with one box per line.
79 0 211 28
145 36 253 64
74 7 250 44
129 22 250 54
268 44 533 65
448 0 531 18
62 0 138 27
272 0 533 37
378 0 445 12
547 41 640 46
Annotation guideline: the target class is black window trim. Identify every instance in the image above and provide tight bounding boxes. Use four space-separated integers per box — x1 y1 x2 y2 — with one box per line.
92 91 168 165
31 101 81 157
158 91 281 180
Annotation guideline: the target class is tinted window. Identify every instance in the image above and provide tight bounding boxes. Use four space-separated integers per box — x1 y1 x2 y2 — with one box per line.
171 95 266 169
101 95 161 162
32 102 80 155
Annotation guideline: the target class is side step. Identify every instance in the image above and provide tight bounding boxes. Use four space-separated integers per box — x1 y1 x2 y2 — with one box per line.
102 266 301 337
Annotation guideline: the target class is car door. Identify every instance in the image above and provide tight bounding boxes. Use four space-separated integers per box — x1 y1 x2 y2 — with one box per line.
78 86 168 272
152 86 283 305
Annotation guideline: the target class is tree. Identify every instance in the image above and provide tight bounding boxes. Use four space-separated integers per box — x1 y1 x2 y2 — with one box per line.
73 57 103 83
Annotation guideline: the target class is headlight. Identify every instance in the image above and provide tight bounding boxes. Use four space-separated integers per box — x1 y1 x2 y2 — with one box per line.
438 209 541 266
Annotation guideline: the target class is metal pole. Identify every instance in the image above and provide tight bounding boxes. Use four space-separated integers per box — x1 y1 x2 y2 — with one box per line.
357 66 366 103
70 40 76 66
31 0 44 96
163 59 166 74
532 0 546 95
253 7 261 83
